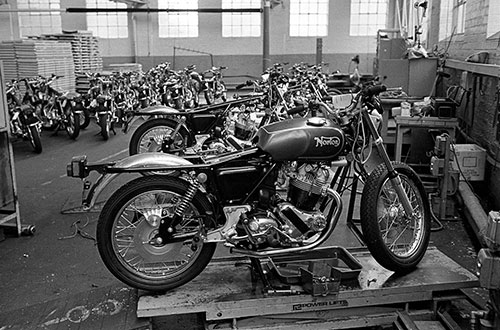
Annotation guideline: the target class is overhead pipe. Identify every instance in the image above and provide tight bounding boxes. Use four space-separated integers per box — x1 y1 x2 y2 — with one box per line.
0 8 262 13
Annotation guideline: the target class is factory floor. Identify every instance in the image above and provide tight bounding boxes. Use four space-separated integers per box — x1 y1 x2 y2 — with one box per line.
0 118 490 329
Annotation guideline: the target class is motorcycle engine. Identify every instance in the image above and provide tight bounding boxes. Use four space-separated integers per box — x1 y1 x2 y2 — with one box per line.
234 162 331 249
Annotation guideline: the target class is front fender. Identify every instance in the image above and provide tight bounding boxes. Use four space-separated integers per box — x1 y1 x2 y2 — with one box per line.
83 153 194 210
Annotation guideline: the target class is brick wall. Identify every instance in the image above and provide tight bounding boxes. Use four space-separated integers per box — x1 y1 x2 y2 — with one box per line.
434 0 500 209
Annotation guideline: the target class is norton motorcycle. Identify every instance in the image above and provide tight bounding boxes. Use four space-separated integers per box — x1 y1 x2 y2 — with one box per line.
67 84 431 292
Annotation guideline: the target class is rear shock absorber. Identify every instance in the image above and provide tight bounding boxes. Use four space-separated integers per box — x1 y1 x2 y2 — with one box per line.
159 173 207 239
174 179 200 218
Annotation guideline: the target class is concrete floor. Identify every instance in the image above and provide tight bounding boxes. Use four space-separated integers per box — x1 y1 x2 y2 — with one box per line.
0 115 490 329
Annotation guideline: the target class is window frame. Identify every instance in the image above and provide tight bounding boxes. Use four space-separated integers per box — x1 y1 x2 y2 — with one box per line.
487 0 500 39
86 0 128 39
289 0 329 37
222 0 261 38
17 0 62 37
158 0 199 38
349 0 388 37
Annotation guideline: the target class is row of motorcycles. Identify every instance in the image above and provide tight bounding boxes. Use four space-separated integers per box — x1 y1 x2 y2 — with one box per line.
5 62 230 153
66 60 432 293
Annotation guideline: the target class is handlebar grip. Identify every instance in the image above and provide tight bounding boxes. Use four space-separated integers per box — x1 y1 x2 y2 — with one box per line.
286 104 307 115
365 84 387 97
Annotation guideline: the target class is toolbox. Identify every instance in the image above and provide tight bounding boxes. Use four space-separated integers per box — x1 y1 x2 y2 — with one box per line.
431 97 457 118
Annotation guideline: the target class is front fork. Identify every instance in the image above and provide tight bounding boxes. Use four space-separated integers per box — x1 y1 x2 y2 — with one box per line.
361 107 415 217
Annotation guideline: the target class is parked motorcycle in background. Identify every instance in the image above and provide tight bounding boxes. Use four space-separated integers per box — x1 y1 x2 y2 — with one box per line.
22 75 81 140
202 66 227 105
86 75 118 140
5 80 43 153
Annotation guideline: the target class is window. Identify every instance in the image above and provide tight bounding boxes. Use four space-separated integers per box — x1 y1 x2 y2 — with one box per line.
487 0 500 38
159 0 198 38
350 0 387 36
439 0 454 40
456 0 466 34
222 0 261 37
17 0 62 37
86 0 128 39
289 0 329 37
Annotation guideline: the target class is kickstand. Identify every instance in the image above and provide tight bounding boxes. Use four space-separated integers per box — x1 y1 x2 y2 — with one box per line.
249 257 273 294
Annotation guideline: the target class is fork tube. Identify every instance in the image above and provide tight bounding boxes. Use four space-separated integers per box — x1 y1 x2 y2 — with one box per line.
361 108 414 216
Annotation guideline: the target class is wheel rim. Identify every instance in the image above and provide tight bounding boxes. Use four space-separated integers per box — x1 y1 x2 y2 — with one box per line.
111 189 203 279
376 175 425 258
137 125 185 154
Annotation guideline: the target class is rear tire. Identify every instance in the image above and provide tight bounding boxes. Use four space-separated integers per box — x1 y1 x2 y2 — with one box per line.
129 117 189 156
97 175 216 291
360 162 431 273
99 114 110 140
79 108 91 129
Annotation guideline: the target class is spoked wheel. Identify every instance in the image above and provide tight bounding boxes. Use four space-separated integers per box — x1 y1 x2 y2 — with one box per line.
360 162 431 273
65 108 80 139
96 176 216 292
28 125 42 153
129 117 189 156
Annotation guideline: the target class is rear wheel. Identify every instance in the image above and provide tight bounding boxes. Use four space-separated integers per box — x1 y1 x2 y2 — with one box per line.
129 117 189 156
96 175 216 291
79 108 91 129
360 162 431 273
99 113 110 140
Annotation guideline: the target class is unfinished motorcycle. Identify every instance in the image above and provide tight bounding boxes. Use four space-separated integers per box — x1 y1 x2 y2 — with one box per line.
67 84 431 292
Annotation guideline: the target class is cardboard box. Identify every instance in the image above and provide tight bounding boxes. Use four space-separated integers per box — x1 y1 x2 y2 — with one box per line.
451 144 486 181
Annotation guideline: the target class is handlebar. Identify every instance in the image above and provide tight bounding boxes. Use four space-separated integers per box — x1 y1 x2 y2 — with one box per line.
363 84 387 97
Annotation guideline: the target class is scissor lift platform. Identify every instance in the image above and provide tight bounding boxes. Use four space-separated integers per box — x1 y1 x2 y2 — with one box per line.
137 246 479 329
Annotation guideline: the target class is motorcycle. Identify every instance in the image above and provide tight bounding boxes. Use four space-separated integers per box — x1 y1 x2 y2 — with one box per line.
67 84 431 292
86 76 118 140
125 94 264 157
6 80 43 153
201 66 228 105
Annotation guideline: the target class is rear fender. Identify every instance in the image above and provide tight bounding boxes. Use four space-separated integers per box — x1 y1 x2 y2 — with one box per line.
124 105 180 133
83 153 194 210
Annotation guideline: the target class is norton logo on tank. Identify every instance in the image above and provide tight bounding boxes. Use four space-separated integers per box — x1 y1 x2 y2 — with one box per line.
314 136 341 148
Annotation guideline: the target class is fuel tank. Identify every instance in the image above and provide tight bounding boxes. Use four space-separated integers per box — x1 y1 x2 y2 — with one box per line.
255 117 345 161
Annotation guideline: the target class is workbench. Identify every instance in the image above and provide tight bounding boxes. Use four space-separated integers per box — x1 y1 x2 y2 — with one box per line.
394 116 458 162
137 246 478 329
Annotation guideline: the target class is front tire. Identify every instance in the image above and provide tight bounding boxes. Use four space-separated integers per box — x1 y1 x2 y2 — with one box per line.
28 125 42 153
360 162 431 273
65 108 80 139
96 176 216 291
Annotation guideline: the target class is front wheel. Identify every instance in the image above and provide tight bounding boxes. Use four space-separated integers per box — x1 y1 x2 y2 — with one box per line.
360 162 431 273
65 108 80 139
96 176 216 291
28 125 42 153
